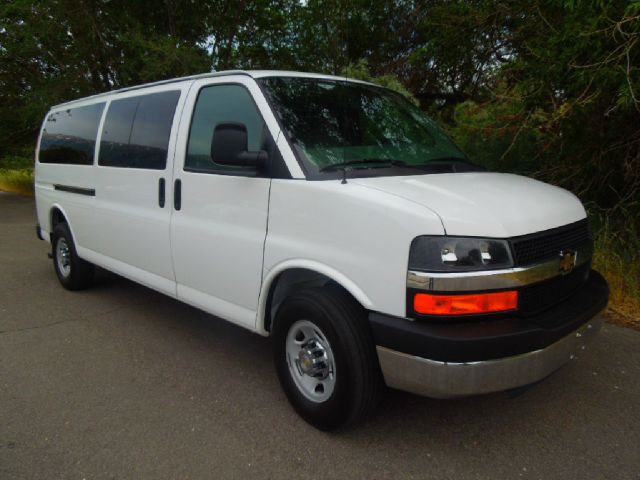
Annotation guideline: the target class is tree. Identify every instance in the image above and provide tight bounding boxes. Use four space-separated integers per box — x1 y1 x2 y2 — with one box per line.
0 0 211 157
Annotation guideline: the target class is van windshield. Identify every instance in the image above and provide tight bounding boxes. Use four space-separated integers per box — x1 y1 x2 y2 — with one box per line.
258 77 476 178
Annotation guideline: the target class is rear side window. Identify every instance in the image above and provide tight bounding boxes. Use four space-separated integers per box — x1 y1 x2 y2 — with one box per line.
39 103 105 165
99 90 180 170
186 84 265 173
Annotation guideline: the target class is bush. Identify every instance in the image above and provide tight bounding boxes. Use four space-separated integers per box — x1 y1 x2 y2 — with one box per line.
0 168 34 195
0 154 33 170
589 206 640 327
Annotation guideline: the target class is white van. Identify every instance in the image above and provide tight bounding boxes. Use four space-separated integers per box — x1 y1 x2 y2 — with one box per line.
35 70 609 430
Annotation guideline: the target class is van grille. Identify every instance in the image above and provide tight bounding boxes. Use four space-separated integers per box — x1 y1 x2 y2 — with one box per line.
518 262 591 316
510 220 592 266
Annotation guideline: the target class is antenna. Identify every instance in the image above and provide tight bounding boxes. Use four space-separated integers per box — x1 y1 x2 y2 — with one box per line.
341 2 348 184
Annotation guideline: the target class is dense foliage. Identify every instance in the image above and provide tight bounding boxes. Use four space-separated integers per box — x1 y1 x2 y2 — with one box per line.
1 0 638 318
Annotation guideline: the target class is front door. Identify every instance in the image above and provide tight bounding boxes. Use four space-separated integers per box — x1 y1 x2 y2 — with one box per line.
170 76 275 329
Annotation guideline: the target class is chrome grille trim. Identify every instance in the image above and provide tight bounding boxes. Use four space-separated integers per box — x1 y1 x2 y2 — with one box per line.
407 244 593 292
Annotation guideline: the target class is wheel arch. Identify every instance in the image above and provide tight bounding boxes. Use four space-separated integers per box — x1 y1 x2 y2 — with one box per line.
49 204 77 243
256 260 373 335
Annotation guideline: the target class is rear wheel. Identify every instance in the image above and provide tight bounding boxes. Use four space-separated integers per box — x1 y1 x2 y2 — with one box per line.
273 286 381 430
52 223 94 290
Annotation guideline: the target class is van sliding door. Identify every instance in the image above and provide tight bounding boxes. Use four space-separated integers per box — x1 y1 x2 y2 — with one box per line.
85 87 188 296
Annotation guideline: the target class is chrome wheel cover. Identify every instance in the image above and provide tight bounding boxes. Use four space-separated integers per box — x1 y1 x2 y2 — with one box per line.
285 320 336 402
56 237 71 278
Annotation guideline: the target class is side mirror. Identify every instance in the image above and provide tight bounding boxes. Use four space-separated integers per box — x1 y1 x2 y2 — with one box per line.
211 122 266 168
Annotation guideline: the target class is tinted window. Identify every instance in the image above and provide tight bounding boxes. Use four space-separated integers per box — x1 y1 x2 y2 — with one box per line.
39 103 105 165
186 85 264 173
99 90 180 169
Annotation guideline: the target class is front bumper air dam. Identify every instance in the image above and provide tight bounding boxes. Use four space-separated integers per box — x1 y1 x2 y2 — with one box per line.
371 269 609 398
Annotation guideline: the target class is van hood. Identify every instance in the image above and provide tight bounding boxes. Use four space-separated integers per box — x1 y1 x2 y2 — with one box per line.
352 172 586 238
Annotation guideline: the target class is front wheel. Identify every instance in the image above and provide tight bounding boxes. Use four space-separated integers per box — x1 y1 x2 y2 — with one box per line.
273 287 381 431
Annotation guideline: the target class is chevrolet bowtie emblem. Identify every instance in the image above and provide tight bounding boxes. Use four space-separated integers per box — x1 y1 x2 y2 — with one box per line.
559 250 577 274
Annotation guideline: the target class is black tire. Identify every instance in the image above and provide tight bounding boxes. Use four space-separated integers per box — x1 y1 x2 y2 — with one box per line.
273 286 382 431
51 223 94 290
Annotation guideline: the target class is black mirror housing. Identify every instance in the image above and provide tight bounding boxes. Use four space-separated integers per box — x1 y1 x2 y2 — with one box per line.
211 122 266 168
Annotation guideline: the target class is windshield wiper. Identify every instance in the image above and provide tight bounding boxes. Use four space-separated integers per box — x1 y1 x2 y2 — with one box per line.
319 157 484 183
419 157 486 172
320 159 392 172
319 158 424 172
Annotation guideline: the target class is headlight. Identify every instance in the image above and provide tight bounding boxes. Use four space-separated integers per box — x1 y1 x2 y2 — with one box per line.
409 236 514 272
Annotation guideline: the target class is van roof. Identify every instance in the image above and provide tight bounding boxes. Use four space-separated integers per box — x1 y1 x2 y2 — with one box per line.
53 70 377 109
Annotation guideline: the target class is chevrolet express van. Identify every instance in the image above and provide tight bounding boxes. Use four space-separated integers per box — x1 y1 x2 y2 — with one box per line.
35 70 609 430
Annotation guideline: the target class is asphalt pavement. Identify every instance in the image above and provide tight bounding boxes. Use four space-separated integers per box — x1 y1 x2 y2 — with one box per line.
1 192 639 480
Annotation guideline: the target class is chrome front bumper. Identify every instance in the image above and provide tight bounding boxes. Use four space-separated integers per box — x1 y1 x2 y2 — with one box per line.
376 314 604 399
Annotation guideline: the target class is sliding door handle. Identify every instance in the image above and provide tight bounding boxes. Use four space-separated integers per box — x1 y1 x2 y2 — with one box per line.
174 179 182 211
158 178 166 208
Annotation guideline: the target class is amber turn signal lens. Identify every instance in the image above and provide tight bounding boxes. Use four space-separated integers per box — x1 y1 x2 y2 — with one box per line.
414 291 518 315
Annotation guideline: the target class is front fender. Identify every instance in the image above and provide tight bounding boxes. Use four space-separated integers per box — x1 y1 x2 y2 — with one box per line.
255 259 373 335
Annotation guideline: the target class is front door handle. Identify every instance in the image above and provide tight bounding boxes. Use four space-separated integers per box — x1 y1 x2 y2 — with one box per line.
174 179 181 211
158 178 166 208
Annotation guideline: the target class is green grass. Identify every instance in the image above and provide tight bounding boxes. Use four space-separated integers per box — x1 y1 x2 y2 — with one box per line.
0 168 34 195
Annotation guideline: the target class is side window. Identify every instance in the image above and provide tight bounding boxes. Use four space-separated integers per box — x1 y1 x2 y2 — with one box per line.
186 84 265 173
99 90 180 169
39 103 105 165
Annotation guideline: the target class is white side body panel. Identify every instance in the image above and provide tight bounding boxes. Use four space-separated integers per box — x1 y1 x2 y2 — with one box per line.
35 166 95 243
169 171 270 328
261 180 445 325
